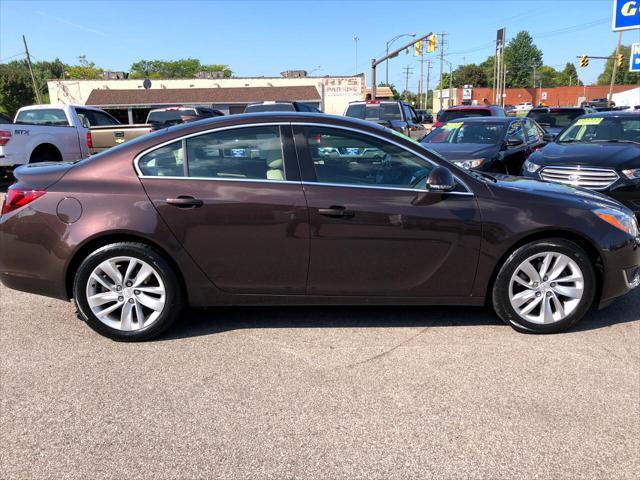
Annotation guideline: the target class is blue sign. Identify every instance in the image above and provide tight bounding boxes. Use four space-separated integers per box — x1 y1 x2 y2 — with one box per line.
613 1 640 31
630 43 640 72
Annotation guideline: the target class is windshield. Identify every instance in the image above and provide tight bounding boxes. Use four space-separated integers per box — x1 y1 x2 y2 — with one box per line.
440 109 491 122
422 121 506 144
557 116 640 144
528 109 584 128
344 103 402 122
147 109 198 123
244 103 296 112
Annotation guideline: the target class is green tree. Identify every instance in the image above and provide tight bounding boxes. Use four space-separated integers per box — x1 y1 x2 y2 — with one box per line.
597 45 640 85
129 58 232 79
537 65 559 87
503 31 543 88
65 55 102 80
557 62 582 86
0 61 35 116
450 64 488 87
480 56 495 85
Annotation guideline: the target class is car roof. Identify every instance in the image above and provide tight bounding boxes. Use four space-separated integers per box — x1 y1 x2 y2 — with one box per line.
580 110 640 118
529 107 585 111
446 116 517 123
444 105 497 111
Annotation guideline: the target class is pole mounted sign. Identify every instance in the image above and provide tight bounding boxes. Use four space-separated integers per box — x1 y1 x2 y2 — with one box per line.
612 0 640 31
630 43 640 72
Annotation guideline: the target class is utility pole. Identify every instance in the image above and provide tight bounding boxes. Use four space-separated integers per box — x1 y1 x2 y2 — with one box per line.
448 62 453 107
402 65 414 98
438 33 447 112
22 35 42 104
608 31 622 107
418 48 425 109
426 60 432 109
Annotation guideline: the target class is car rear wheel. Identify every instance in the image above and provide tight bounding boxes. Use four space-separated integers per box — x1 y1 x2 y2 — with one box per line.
492 239 596 333
73 242 183 341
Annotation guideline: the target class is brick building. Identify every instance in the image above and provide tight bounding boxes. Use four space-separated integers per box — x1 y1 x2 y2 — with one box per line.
433 85 639 111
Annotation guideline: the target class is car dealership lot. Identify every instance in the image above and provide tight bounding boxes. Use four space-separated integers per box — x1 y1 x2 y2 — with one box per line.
1 283 638 479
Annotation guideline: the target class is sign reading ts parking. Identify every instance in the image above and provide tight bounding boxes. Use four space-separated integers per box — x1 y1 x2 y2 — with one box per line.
630 43 640 72
612 0 640 31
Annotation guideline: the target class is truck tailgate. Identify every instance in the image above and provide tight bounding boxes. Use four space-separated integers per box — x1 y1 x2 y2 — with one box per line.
89 125 151 154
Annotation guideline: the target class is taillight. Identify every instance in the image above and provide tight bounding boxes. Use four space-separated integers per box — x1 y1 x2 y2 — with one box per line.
1 188 46 215
0 130 11 146
86 131 93 149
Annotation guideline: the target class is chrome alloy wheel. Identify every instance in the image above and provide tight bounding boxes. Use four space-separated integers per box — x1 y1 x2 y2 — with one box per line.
86 256 166 331
509 252 584 325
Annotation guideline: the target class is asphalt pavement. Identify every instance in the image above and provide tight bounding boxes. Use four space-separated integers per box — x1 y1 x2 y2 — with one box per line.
1 282 638 479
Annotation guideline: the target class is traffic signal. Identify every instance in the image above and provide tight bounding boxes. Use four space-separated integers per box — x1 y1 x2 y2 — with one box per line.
617 53 624 66
427 34 437 53
580 55 589 67
414 40 423 57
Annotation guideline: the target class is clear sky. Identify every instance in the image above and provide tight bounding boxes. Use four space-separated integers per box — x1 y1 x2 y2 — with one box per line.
0 0 636 88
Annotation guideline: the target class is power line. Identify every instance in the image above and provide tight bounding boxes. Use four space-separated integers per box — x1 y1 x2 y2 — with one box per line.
0 52 25 62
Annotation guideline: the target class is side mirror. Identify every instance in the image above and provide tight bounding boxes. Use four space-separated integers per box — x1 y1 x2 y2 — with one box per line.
426 166 456 192
542 132 555 142
506 137 524 148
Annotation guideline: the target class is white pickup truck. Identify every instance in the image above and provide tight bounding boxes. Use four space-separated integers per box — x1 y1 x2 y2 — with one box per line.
0 104 122 177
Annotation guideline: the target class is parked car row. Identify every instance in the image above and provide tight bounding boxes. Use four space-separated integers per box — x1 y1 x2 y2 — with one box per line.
422 109 640 219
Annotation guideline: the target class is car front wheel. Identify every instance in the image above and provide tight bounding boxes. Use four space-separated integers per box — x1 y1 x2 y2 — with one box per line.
73 242 183 341
492 239 596 333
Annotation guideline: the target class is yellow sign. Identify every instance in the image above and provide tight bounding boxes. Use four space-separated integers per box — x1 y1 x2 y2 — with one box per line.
443 122 463 129
575 117 603 126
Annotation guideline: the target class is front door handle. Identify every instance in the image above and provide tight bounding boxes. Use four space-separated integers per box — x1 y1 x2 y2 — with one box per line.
166 196 203 208
318 206 355 218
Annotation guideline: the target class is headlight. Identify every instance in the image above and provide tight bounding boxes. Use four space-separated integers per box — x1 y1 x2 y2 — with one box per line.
594 208 639 237
524 160 541 173
453 159 484 170
622 168 640 180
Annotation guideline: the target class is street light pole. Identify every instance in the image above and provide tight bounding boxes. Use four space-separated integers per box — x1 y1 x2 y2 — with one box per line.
353 36 360 74
385 33 416 85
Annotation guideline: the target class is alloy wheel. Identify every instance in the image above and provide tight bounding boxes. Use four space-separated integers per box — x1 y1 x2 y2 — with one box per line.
509 252 584 325
85 256 166 331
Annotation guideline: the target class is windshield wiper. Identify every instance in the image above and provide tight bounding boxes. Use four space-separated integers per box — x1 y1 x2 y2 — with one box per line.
590 139 640 145
468 170 498 183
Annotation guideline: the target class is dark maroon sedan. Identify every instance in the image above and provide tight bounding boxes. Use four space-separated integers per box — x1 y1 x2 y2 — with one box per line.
1 113 639 341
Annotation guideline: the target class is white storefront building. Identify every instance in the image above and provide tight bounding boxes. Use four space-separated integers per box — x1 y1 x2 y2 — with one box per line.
47 75 366 123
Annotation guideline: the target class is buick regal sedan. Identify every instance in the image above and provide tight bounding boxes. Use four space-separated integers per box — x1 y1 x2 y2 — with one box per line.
0 113 638 341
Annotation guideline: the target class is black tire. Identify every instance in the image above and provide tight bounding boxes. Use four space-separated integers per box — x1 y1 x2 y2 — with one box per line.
492 238 596 334
73 242 184 341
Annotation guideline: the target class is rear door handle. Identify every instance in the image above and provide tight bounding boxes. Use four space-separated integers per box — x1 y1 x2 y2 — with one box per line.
318 206 355 218
166 196 203 208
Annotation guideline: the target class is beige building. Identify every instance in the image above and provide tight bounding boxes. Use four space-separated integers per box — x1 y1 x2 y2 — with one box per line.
47 75 366 123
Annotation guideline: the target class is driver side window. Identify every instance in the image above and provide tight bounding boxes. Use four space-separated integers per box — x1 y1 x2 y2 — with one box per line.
303 127 432 188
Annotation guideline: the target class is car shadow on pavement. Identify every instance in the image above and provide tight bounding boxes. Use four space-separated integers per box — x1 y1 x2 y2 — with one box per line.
159 290 639 341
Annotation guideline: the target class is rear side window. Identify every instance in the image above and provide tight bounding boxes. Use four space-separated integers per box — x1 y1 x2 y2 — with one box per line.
76 109 120 127
440 109 491 122
138 141 185 177
344 103 402 122
16 109 69 125
147 109 198 123
186 126 285 180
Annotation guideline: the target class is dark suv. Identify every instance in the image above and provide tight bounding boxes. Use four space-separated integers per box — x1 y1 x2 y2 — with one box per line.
344 100 427 140
432 105 506 129
526 106 595 138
